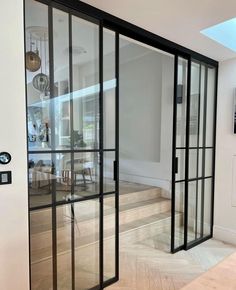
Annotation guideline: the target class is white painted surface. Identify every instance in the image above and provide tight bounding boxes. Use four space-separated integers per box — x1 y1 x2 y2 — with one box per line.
83 0 236 61
119 40 174 191
214 57 236 245
0 1 29 289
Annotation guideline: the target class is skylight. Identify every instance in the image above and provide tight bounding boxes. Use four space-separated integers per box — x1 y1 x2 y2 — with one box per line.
201 18 236 52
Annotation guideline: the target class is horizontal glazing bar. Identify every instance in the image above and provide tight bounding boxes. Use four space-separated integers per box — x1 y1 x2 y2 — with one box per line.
175 175 213 183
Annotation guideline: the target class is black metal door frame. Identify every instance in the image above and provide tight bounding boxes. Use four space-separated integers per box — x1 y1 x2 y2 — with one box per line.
25 0 219 288
171 55 218 253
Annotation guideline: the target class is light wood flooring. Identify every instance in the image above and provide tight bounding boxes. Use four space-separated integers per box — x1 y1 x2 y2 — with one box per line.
182 252 236 290
107 238 236 290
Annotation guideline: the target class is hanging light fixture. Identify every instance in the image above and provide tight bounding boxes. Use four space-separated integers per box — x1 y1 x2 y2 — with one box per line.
32 73 49 93
26 35 41 72
32 34 50 98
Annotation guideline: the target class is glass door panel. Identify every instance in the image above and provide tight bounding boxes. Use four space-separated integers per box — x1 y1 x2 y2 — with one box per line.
172 58 217 252
25 1 119 289
186 62 216 248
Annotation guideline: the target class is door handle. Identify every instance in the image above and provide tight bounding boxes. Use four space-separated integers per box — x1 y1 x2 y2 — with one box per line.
113 160 118 181
175 157 178 174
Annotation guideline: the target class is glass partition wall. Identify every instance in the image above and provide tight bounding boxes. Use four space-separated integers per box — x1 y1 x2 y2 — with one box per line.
171 57 217 252
25 0 218 289
25 0 118 289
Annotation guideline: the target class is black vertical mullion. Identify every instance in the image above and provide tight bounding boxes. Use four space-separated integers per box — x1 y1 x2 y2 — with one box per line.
48 5 57 290
194 62 202 240
68 12 75 290
184 57 191 249
115 32 120 279
99 22 104 288
171 54 178 253
200 65 208 238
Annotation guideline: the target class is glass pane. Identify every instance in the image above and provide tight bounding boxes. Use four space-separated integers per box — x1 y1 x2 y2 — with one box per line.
104 29 116 149
72 16 99 150
104 152 115 193
30 208 53 289
53 8 71 150
176 57 188 148
189 62 200 147
73 152 100 198
57 204 72 289
29 153 52 208
199 65 205 147
204 178 213 237
25 0 51 151
188 149 197 179
176 149 185 181
205 149 213 177
174 182 185 248
104 194 116 281
188 180 201 242
55 153 72 202
74 199 100 289
198 149 203 178
206 67 216 147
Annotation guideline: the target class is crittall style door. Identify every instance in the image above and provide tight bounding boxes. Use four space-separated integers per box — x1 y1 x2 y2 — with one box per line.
171 55 217 252
25 0 119 289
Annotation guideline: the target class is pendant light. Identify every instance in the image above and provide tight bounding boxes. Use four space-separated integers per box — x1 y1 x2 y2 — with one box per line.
33 34 50 98
26 35 41 72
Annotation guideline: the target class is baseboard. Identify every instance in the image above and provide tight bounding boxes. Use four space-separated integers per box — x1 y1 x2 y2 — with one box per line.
213 225 236 246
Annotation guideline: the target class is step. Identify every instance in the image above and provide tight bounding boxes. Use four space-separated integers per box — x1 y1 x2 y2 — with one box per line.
104 187 162 207
31 208 183 264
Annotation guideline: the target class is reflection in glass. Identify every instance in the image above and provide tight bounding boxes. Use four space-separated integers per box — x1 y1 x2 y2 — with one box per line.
74 199 100 290
25 0 51 151
174 182 185 248
104 194 116 282
104 29 116 149
104 152 115 193
57 204 72 289
29 153 52 208
73 152 100 198
53 8 70 150
30 208 53 289
206 67 216 147
188 180 201 242
176 57 188 148
175 149 185 181
72 16 99 150
204 178 212 236
188 149 197 179
189 62 200 147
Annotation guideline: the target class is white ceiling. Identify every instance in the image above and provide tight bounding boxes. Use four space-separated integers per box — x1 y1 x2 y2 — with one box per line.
83 0 236 61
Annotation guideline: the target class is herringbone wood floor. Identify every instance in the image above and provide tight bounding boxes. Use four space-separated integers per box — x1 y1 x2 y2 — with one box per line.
107 237 236 290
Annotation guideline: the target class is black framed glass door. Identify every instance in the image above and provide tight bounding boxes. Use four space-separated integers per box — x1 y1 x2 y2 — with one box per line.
171 56 217 252
25 1 119 289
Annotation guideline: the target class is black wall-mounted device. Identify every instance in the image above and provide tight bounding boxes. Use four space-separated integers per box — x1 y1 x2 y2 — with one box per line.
0 171 12 185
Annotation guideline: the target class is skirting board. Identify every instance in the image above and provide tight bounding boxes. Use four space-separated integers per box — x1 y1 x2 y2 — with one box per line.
213 225 236 246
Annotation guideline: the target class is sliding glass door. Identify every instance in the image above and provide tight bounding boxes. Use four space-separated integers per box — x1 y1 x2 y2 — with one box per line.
25 0 119 289
172 56 217 252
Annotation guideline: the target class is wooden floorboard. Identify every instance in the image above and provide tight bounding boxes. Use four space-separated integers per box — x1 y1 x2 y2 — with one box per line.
107 239 236 290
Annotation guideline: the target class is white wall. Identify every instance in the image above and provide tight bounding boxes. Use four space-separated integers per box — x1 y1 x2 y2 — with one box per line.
214 57 236 245
0 1 29 289
119 43 174 191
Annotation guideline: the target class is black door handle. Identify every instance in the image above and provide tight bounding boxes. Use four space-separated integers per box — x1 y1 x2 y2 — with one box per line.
175 157 178 174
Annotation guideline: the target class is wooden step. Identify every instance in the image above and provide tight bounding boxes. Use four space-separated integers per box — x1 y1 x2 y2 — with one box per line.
104 187 161 207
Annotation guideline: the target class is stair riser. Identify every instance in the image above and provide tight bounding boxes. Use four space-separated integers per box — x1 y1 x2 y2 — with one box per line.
104 188 161 207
